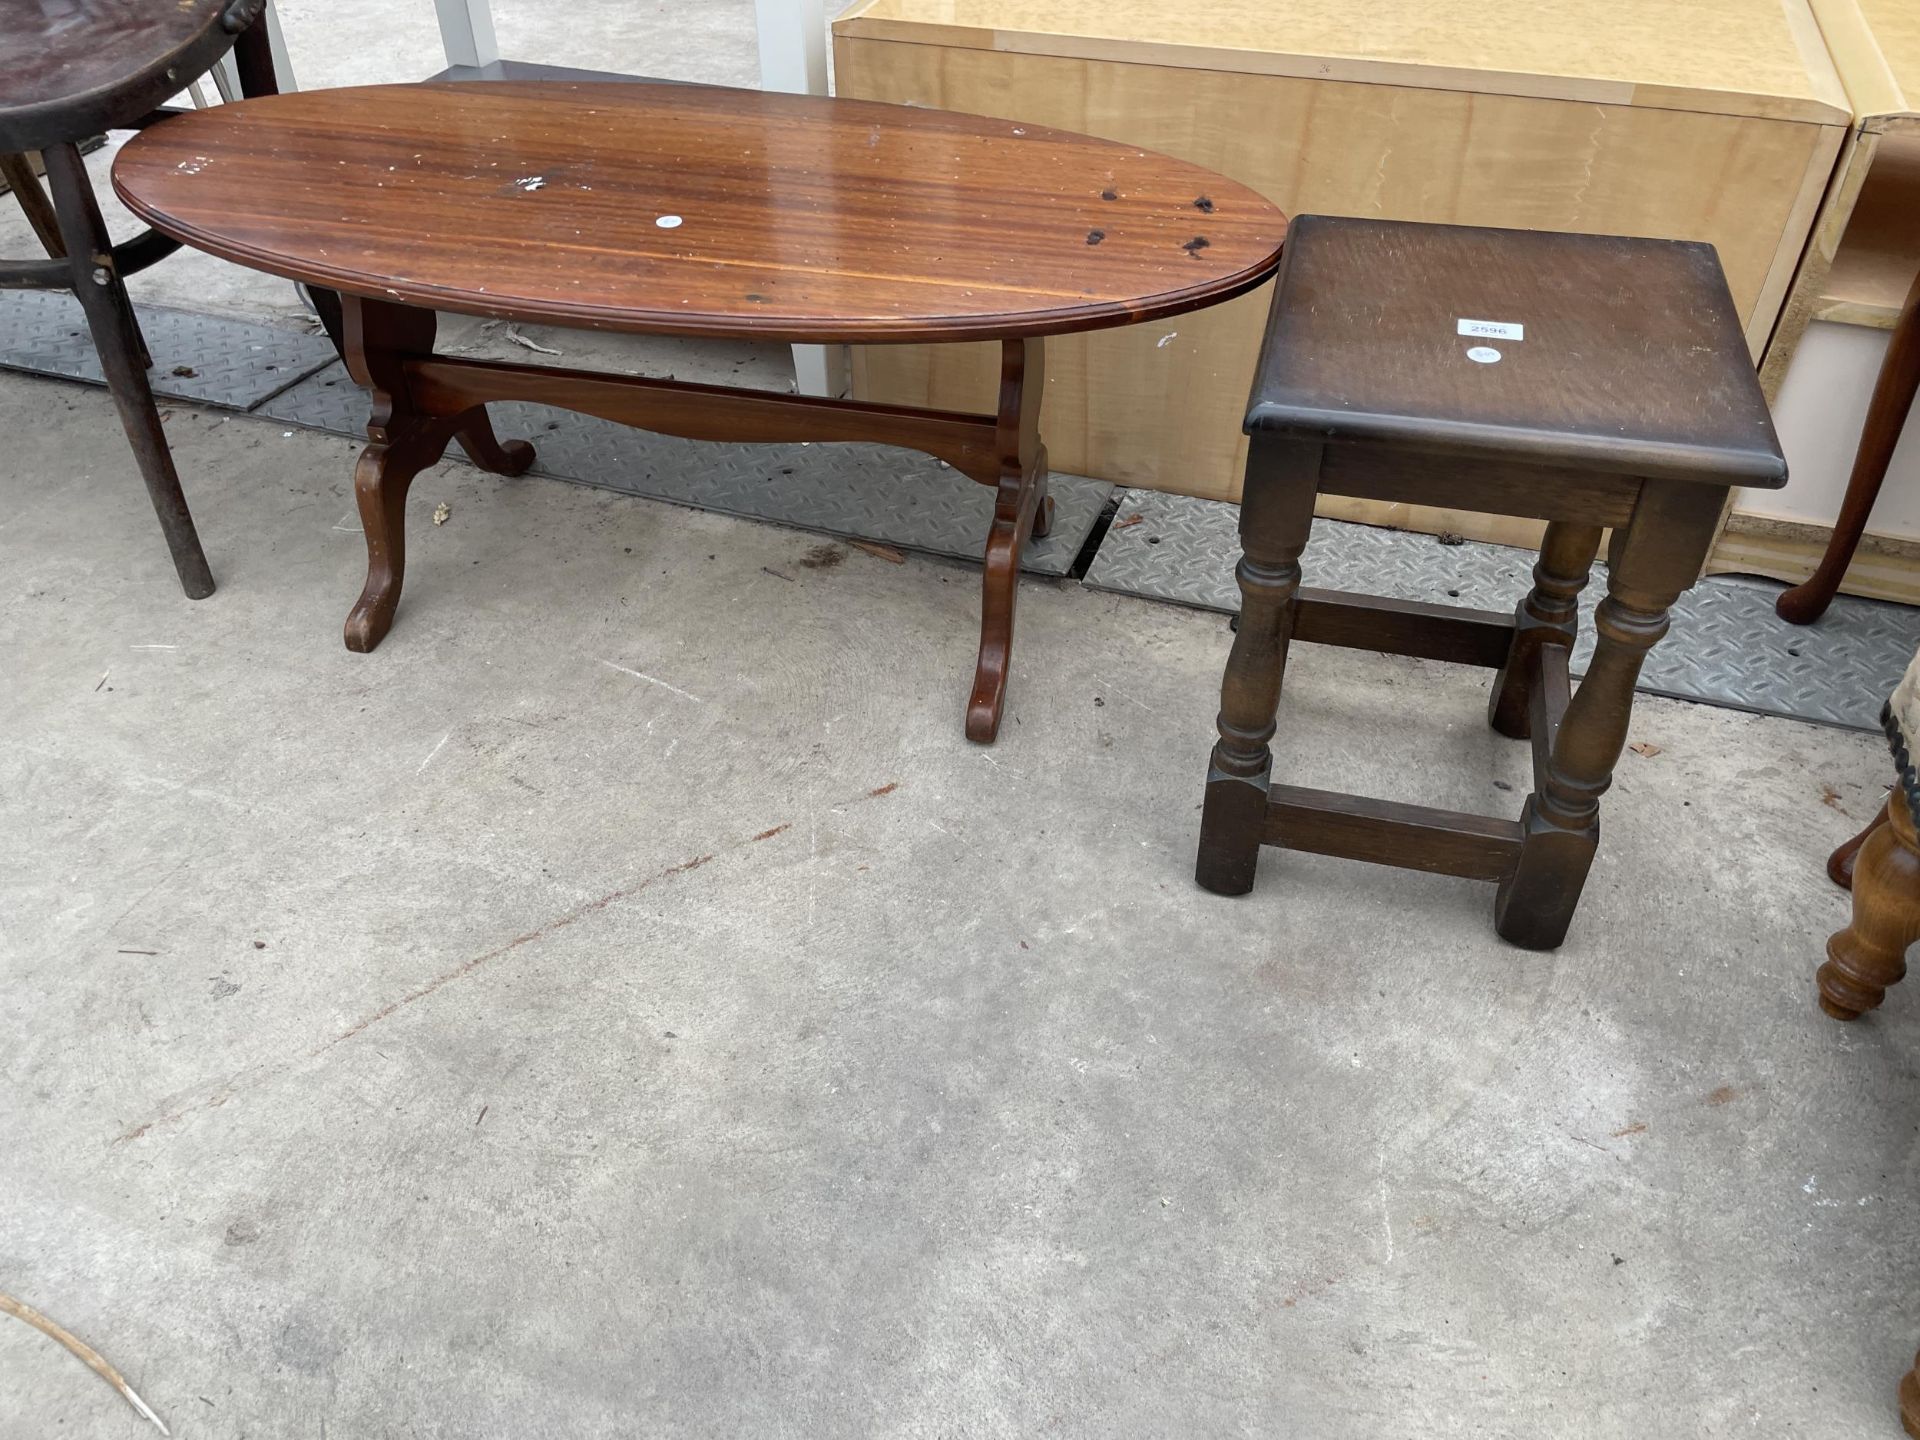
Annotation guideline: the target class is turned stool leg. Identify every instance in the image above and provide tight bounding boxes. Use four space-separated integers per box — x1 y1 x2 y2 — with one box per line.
1196 439 1321 895
1900 1350 1919 1438
1817 786 1920 1019
1496 485 1720 949
1488 521 1604 738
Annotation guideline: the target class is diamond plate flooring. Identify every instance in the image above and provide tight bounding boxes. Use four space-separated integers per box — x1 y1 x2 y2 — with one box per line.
0 289 335 409
9 292 1917 729
1084 489 1920 732
256 363 1109 577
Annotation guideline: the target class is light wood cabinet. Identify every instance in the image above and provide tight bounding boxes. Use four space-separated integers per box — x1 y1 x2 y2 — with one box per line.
1725 0 1920 600
834 0 1850 544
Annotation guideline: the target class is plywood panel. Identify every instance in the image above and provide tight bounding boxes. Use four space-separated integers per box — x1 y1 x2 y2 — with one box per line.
837 0 1850 123
840 36 1842 507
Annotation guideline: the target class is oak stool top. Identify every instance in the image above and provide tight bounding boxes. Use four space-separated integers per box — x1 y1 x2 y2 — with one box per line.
1246 216 1789 489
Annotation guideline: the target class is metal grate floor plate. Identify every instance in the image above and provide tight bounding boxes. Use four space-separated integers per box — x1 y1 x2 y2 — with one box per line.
256 362 1110 576
1084 489 1920 732
9 288 1917 730
0 289 336 409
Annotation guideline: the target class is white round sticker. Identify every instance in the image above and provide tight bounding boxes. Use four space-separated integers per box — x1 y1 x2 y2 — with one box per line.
1467 346 1502 364
655 215 683 229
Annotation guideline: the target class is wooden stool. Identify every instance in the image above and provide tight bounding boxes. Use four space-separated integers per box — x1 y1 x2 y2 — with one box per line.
1196 217 1788 949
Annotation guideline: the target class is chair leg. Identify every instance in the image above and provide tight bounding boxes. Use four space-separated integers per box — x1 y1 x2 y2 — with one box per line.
1777 265 1920 625
1 152 65 258
1817 786 1920 1020
1195 438 1321 896
1900 1349 1919 1439
40 142 214 599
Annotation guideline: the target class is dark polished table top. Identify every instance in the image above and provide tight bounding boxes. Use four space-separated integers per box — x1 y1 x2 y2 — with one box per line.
112 80 1289 344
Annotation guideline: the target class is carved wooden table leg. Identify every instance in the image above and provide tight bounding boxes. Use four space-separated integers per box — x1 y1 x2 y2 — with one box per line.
1196 438 1322 895
41 141 215 599
1488 521 1604 738
965 336 1049 743
1777 265 1920 625
1818 785 1920 1019
1901 1349 1920 1439
341 298 535 652
1497 485 1722 949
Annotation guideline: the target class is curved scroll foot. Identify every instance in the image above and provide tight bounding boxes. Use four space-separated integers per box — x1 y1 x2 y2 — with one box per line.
342 422 457 653
1817 789 1920 1020
1779 265 1920 627
453 406 536 476
1775 581 1837 626
965 684 1005 745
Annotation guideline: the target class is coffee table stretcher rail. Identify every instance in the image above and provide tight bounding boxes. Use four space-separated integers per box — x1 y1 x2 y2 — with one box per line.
341 295 1054 742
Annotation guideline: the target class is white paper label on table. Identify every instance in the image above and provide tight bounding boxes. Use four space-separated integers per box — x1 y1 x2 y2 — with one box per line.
1457 318 1524 341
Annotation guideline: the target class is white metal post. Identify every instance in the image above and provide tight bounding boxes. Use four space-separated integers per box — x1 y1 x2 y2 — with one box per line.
207 0 298 98
434 0 501 71
755 0 846 398
756 0 828 94
260 0 298 89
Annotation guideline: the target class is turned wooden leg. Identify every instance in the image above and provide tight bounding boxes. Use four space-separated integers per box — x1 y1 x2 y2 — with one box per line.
1195 437 1321 895
1778 266 1920 625
42 142 214 599
1488 521 1603 738
966 337 1046 744
1829 800 1891 889
1817 786 1920 1019
1497 485 1722 949
1900 1349 1919 1439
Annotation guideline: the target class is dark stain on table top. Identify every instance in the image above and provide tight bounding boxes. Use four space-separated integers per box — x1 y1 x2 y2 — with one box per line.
110 81 1289 344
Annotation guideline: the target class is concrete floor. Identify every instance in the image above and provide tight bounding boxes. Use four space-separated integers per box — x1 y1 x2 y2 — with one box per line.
2 364 1918 1437
5 1 1920 1433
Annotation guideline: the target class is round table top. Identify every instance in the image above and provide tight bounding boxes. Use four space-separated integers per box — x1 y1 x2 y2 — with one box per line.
1 0 244 152
112 81 1288 344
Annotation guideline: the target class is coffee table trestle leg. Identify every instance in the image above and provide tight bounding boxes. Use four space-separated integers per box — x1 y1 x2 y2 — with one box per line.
340 297 537 652
965 336 1049 744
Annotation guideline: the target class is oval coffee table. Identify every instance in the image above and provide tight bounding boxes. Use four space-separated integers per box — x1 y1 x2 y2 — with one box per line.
113 81 1286 740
